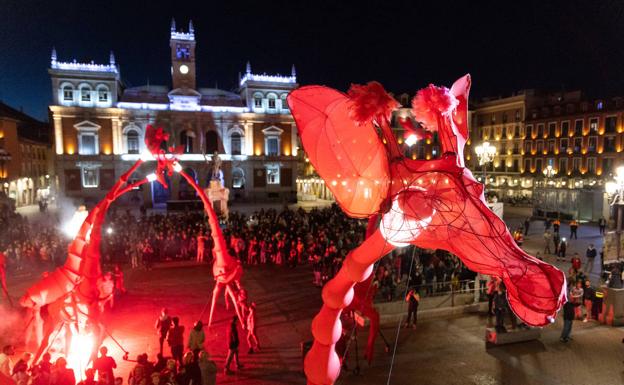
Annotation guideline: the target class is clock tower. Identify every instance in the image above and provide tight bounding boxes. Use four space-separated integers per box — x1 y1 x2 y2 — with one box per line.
170 18 197 90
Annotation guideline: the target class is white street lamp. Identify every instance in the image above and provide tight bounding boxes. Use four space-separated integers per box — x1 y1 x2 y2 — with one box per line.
606 166 624 260
475 142 497 189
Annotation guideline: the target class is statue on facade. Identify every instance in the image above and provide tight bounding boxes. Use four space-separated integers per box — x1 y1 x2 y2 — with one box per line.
211 151 222 181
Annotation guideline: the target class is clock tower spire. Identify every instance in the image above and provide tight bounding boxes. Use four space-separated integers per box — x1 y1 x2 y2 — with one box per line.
170 19 196 90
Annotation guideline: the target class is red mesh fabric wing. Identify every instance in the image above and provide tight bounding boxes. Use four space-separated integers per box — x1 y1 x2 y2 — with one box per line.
288 86 390 218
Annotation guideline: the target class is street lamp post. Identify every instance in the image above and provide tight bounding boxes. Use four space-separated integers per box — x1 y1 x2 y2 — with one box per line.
475 141 497 190
606 166 624 260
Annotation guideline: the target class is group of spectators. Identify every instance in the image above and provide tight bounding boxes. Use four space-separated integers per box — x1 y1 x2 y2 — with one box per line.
0 206 66 273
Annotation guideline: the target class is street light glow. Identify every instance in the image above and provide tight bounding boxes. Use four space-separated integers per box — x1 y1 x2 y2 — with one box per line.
405 134 418 147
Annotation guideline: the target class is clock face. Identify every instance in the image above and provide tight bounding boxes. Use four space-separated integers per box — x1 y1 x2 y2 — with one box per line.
179 64 189 74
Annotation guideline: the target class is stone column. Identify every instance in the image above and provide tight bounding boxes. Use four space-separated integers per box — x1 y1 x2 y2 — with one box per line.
53 115 63 154
111 117 121 155
244 122 254 156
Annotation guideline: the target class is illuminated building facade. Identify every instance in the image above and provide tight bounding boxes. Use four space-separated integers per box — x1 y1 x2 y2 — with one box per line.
524 91 621 220
466 92 536 200
0 103 53 207
50 20 299 207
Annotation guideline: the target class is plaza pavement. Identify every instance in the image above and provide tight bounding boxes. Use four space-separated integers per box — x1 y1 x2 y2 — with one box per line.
3 261 624 385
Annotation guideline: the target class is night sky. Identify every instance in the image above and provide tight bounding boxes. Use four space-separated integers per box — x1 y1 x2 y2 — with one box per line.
1 0 624 121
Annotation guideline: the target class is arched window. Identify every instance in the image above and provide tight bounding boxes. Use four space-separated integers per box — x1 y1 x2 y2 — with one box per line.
230 132 242 155
253 92 263 109
97 85 110 102
126 131 139 154
232 167 245 189
63 85 74 101
280 94 289 111
80 85 92 102
180 131 195 153
205 131 219 154
267 93 277 110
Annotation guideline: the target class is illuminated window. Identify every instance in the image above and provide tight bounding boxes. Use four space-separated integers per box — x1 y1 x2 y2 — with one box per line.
560 138 569 151
535 158 543 172
81 86 91 102
589 118 599 133
574 119 583 135
81 166 99 188
572 157 581 171
547 139 555 153
97 86 109 102
588 137 597 152
597 101 603 110
280 94 289 111
573 138 582 152
524 158 531 171
588 158 596 174
524 141 532 153
253 92 263 108
63 85 74 101
232 167 245 188
515 110 521 121
536 140 543 153
561 121 570 136
126 131 139 154
263 126 282 156
180 131 194 153
266 164 280 184
604 136 616 152
547 122 556 137
605 116 617 133
267 94 277 109
230 132 242 155
79 133 98 155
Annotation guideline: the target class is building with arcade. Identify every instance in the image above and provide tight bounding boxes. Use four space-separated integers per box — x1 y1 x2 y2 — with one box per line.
49 19 299 207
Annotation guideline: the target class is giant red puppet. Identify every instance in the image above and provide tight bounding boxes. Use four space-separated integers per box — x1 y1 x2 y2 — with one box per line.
287 75 567 385
20 126 245 367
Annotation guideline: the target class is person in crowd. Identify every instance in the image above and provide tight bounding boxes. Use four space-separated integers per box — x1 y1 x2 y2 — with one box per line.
153 353 168 373
159 359 177 385
77 369 97 385
598 216 607 235
224 316 243 375
523 217 531 235
196 232 207 263
569 219 579 240
187 321 205 358
155 308 172 355
198 351 217 385
246 302 260 354
543 230 552 254
12 352 31 385
404 288 420 329
585 244 597 274
570 281 584 320
558 238 567 262
93 346 117 385
583 279 595 322
128 355 149 385
553 231 561 256
167 317 185 365
51 357 75 385
553 218 561 233
113 265 127 295
176 352 200 385
486 277 500 316
560 300 580 343
0 345 15 378
98 272 115 312
493 285 509 333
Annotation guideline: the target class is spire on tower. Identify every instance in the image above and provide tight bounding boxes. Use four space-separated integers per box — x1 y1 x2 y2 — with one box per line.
109 51 116 65
51 47 57 64
291 64 296 77
246 61 251 74
171 18 176 32
189 20 194 34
